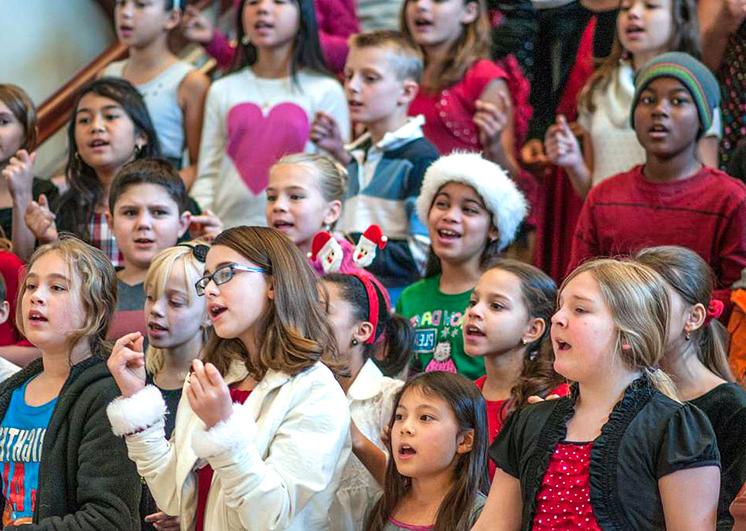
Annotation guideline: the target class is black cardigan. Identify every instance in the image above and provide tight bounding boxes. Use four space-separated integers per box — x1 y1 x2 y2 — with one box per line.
490 376 720 530
0 357 141 530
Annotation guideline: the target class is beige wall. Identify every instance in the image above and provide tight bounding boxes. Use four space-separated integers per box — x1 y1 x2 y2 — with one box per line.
0 0 115 176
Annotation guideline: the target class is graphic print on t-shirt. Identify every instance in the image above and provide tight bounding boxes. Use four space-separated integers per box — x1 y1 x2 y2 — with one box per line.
0 382 56 526
410 308 465 374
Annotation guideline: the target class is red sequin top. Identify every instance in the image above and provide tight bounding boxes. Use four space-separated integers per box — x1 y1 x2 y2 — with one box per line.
194 388 252 531
532 441 602 530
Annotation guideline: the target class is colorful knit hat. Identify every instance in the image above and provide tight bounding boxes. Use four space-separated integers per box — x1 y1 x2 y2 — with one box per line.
416 152 527 252
631 52 720 133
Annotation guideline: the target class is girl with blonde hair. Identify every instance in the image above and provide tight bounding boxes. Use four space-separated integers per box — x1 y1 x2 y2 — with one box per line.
139 241 210 530
0 235 140 527
475 258 721 530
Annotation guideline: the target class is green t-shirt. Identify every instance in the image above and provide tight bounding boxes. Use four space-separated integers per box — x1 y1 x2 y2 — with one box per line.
395 275 485 380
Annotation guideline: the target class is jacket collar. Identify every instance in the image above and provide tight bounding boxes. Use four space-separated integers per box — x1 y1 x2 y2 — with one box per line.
345 115 426 154
347 359 384 402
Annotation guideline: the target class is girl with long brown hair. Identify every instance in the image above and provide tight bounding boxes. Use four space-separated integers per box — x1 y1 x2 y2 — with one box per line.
401 0 530 181
463 258 568 479
365 371 489 531
106 226 350 530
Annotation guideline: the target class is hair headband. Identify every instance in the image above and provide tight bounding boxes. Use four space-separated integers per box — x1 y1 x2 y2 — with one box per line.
351 272 380 345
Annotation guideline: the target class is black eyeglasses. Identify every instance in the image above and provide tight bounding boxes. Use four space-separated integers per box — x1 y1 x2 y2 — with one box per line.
177 243 209 263
195 263 266 296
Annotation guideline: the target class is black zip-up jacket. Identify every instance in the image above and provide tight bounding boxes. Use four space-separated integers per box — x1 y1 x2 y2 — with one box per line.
0 356 140 530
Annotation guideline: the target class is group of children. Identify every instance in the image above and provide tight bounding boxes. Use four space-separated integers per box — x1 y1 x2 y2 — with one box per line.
0 0 745 528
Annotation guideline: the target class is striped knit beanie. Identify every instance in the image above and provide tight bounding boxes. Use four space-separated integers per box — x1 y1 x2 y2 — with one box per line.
630 52 720 132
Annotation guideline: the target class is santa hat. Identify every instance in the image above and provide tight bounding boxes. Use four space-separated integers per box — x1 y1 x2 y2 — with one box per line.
359 225 387 250
416 152 528 252
309 231 335 260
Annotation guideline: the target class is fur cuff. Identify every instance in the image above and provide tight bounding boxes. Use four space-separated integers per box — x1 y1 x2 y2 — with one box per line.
107 385 167 437
191 403 256 459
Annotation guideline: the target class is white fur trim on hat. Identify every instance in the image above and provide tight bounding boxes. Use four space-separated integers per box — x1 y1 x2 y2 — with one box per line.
107 385 167 437
415 152 528 251
191 402 257 459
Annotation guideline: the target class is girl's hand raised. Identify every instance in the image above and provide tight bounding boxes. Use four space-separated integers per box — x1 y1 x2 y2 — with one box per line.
108 332 146 398
545 115 582 170
24 194 58 244
2 150 36 201
310 112 351 165
187 359 233 429
474 94 510 152
189 209 223 243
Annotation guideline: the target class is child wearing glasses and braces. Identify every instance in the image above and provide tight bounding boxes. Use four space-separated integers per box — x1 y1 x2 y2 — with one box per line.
107 226 350 531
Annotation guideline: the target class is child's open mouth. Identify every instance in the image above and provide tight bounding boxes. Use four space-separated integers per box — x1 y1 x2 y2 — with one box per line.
209 305 227 320
464 324 485 337
414 17 433 29
272 220 294 233
28 310 48 323
648 123 669 139
436 229 460 241
625 24 644 37
148 322 169 336
398 444 417 459
556 340 571 351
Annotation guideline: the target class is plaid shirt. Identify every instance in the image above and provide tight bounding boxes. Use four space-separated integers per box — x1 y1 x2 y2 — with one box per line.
88 212 123 268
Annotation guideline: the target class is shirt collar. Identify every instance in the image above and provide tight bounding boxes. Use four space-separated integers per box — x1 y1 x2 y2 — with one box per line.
347 358 385 401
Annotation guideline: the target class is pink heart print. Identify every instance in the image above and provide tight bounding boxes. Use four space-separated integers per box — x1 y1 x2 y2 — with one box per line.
226 102 311 194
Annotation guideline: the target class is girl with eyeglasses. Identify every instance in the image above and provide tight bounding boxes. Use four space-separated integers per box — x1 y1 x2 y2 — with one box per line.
107 226 350 531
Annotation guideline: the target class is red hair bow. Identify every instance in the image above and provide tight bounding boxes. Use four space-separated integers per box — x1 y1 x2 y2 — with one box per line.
705 299 725 324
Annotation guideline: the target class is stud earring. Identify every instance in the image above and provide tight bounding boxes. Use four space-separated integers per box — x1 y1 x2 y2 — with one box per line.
351 338 359 346
241 35 251 45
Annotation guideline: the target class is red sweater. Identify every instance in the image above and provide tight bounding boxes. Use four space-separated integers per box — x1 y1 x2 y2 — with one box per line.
570 165 746 301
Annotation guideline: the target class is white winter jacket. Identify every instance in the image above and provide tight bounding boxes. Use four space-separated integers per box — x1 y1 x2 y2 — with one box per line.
107 360 351 530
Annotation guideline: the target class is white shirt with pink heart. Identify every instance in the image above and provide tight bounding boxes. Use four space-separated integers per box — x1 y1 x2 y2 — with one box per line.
192 67 350 228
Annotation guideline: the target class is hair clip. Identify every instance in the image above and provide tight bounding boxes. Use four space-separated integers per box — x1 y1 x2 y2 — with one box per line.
177 243 209 263
705 299 724 324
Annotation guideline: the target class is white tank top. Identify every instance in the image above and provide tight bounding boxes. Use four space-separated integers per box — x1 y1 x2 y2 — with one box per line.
102 60 194 162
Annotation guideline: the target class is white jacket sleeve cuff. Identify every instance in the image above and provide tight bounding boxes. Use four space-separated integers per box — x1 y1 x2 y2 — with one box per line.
191 402 256 459
107 385 167 437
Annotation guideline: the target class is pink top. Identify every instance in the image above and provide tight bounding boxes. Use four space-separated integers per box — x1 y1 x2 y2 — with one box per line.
532 441 602 530
387 517 433 530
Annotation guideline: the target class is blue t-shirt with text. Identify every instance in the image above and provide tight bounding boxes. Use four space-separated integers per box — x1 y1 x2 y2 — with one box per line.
0 379 56 526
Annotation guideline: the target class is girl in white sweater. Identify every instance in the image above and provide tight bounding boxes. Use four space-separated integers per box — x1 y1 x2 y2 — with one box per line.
106 226 350 530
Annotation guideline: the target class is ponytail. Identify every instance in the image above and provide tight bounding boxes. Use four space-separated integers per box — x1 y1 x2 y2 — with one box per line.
644 367 680 401
698 319 734 381
376 314 414 378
